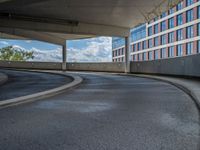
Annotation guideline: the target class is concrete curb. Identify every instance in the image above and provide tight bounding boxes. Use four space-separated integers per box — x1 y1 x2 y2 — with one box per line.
0 72 8 85
126 74 200 110
0 71 83 108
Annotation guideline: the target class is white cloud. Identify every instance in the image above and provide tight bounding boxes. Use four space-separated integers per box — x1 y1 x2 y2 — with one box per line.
68 37 112 62
0 41 9 45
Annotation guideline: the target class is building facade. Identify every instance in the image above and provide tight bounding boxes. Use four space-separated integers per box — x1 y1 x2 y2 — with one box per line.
112 0 200 62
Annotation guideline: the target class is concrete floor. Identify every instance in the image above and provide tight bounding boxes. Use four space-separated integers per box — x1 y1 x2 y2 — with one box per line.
0 69 73 101
0 72 199 150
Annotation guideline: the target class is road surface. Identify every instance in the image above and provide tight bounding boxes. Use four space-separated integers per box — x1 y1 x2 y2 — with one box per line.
0 72 199 150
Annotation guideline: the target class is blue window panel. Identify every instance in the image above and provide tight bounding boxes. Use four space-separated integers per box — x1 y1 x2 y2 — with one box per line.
161 34 166 45
142 41 146 49
177 29 183 41
154 37 159 46
148 51 153 60
186 25 194 39
161 48 166 58
186 42 193 55
169 8 174 14
155 50 159 60
168 32 174 43
169 17 174 29
161 12 167 18
177 1 183 11
168 46 174 57
177 14 183 26
154 24 159 34
148 39 153 48
198 6 200 19
148 26 153 36
198 41 200 53
186 9 194 22
161 21 166 31
112 37 125 49
143 52 147 61
186 0 193 6
177 44 183 56
131 24 146 42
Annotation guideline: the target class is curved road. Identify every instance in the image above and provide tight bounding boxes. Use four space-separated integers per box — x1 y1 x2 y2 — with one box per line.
0 69 73 101
0 72 199 150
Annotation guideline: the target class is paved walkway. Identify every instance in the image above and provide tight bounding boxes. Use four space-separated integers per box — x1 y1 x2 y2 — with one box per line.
0 72 199 150
0 69 73 101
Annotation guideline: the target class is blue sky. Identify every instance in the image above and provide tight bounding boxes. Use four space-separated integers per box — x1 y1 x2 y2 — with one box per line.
0 37 112 62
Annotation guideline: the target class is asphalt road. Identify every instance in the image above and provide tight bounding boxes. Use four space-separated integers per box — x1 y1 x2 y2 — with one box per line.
0 72 199 150
0 69 73 101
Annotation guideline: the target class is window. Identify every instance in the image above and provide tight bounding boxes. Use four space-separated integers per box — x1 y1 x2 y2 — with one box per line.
177 29 183 41
186 0 193 6
148 39 153 48
168 32 174 43
155 50 159 60
186 25 194 39
161 34 167 45
148 51 153 60
198 41 200 53
198 6 200 19
177 14 183 26
154 24 159 34
133 44 136 52
169 8 174 14
142 41 146 49
161 12 167 18
177 1 183 11
198 23 200 36
138 53 143 61
143 52 147 61
168 46 174 57
161 21 166 31
133 55 137 61
161 48 166 58
186 9 194 22
177 44 183 56
186 42 193 55
169 17 174 29
154 37 159 46
148 26 153 36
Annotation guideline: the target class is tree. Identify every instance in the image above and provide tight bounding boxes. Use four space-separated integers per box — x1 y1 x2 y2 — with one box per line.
0 46 34 61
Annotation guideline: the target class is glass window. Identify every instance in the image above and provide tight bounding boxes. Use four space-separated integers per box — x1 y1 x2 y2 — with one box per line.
142 41 146 49
143 52 147 61
186 25 194 39
169 8 174 14
148 26 153 36
148 51 153 60
154 24 159 34
168 32 174 43
161 12 167 18
133 55 137 61
169 17 174 29
168 46 174 57
155 50 159 60
198 23 200 36
198 41 200 53
161 21 166 31
154 37 159 46
138 42 141 51
161 34 166 45
131 24 147 42
186 42 193 55
161 48 166 59
186 0 193 6
177 14 183 26
148 39 153 48
177 44 183 56
177 1 183 11
133 44 136 52
198 6 200 19
177 29 183 41
186 9 194 22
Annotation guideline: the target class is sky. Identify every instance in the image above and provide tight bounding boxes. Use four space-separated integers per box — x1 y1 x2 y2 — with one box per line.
0 37 112 62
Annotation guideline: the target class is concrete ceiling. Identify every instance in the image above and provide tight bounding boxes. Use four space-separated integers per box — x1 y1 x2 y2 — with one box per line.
0 0 176 43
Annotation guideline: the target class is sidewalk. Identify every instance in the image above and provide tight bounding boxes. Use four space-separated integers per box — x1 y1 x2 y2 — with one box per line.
130 74 200 110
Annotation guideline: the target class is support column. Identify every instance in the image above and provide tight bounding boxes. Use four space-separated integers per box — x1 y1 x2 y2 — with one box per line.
62 42 67 71
125 34 131 73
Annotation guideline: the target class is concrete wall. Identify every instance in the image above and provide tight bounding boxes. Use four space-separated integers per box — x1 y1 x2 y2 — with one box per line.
130 54 200 77
0 61 62 70
0 61 125 73
67 62 125 72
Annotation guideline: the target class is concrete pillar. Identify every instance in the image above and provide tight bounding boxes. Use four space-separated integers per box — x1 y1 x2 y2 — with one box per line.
125 35 131 73
62 42 67 71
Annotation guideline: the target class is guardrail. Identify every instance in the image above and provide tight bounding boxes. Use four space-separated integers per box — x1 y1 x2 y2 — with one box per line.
0 61 125 73
130 54 200 77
